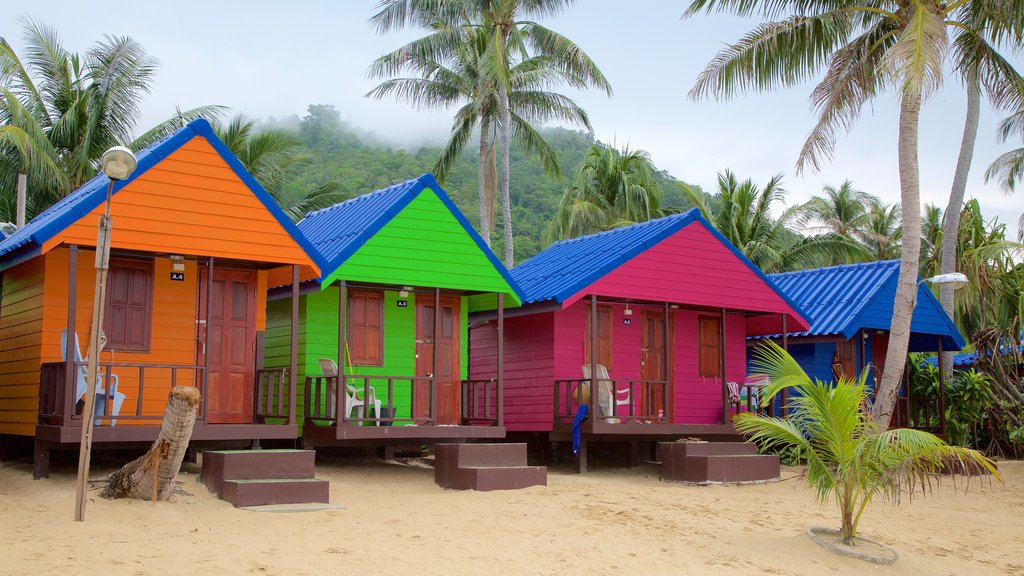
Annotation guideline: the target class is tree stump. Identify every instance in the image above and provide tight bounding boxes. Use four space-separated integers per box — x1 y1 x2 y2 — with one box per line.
101 386 201 501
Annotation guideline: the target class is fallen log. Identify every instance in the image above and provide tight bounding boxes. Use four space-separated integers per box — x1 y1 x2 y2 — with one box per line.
101 386 201 501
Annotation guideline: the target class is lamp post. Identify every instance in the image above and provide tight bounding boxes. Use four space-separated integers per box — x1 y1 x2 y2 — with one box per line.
74 146 137 522
920 272 969 289
919 271 969 437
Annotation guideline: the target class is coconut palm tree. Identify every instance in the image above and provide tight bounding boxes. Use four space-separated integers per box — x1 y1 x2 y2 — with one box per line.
800 180 874 239
683 0 1022 427
370 0 612 266
685 170 868 272
213 115 347 222
857 198 902 260
737 341 998 549
920 203 944 275
545 144 668 242
986 107 1024 242
0 18 224 222
368 25 591 247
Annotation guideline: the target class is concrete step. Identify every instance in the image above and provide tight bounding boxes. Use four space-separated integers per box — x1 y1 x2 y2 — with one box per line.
662 441 758 458
436 443 528 468
437 465 548 491
200 449 317 498
662 454 781 484
222 478 331 508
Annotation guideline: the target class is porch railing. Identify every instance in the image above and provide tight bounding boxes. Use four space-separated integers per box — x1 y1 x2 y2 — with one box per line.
39 361 205 427
461 378 497 425
553 378 669 424
255 368 290 421
303 374 436 426
892 395 942 432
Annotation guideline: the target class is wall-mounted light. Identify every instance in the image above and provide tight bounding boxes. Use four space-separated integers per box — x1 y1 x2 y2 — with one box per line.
170 254 185 272
624 304 632 316
399 286 413 298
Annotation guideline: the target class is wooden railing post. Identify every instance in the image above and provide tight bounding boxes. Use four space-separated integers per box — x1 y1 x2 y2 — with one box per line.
496 293 504 427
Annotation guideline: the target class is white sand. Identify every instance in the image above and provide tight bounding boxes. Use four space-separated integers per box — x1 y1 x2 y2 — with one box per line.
1 455 1021 575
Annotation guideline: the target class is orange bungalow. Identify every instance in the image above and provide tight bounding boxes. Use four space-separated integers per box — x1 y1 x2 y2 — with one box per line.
0 119 325 478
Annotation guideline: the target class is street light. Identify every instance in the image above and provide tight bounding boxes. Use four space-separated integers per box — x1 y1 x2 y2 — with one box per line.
74 146 137 522
920 272 969 288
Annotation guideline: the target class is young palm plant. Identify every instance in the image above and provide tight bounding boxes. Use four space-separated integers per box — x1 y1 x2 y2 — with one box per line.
736 341 999 550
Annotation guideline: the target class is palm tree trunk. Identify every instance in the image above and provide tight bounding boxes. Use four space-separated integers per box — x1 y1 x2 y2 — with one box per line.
478 123 492 246
873 91 923 428
498 81 514 267
939 76 980 375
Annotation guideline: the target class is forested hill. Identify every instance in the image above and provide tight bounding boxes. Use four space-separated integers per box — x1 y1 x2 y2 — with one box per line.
275 105 700 263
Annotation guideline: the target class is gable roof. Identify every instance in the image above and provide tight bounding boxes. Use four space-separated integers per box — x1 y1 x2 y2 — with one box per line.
766 260 966 350
297 173 521 299
0 118 326 273
510 209 806 320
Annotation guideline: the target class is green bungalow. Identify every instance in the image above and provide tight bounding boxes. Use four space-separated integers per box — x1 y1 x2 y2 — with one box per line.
264 174 521 448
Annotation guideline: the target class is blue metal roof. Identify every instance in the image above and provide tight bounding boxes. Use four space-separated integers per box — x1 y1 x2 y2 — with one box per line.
0 118 327 273
923 343 1023 368
296 173 522 297
764 260 966 351
509 209 807 320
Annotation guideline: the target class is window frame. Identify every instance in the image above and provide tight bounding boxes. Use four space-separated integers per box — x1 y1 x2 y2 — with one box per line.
104 258 154 353
347 289 385 366
697 314 722 378
583 304 614 371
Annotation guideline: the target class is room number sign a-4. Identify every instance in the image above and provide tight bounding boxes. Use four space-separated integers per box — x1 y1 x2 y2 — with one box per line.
170 272 185 281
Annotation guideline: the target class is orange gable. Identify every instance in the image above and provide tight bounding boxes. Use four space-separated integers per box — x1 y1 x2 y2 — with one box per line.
43 137 317 270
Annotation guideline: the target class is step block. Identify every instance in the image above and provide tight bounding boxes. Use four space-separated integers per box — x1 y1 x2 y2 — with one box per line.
661 441 758 459
222 478 330 507
201 450 316 497
438 466 548 491
436 443 528 468
663 454 780 484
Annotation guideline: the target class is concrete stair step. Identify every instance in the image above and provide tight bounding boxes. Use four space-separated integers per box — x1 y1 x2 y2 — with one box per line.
438 465 548 491
222 478 330 508
200 450 316 497
663 454 780 484
664 441 759 458
436 443 528 468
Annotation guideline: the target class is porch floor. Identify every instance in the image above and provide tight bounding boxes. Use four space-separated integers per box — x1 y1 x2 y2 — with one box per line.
302 423 506 447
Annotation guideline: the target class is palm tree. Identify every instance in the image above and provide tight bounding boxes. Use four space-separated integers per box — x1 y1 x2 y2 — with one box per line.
857 198 902 260
800 180 874 239
685 170 867 272
0 18 224 222
986 108 1024 241
737 341 998 548
213 115 347 222
545 144 669 242
370 0 612 266
367 25 591 247
683 0 1022 427
920 203 943 276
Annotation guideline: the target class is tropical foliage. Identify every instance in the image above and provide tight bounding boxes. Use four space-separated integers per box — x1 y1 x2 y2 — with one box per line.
545 144 671 242
738 342 999 547
0 18 224 223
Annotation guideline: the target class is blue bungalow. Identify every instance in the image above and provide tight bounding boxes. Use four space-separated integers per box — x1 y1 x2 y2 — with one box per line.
752 260 966 431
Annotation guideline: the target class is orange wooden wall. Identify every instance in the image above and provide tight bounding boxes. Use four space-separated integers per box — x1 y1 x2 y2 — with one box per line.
42 136 316 271
0 258 46 436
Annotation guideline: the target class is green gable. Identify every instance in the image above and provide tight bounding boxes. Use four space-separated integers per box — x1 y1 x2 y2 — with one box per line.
321 189 519 303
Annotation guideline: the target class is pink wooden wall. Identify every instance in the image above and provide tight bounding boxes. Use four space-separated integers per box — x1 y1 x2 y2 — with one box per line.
470 312 555 431
563 222 807 334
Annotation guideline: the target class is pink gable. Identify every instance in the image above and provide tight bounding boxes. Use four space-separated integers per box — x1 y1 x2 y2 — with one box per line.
563 221 808 333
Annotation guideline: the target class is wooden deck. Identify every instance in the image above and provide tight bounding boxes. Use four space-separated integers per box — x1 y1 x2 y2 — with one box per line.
301 422 505 447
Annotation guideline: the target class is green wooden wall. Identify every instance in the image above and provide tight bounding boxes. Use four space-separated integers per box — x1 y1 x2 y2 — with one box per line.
265 287 469 426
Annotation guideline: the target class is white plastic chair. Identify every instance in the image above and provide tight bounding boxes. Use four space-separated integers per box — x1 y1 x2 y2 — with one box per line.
318 358 382 425
581 364 631 418
60 329 125 425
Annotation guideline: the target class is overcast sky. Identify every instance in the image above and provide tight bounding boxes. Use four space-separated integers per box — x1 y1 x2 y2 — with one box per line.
7 1 1023 231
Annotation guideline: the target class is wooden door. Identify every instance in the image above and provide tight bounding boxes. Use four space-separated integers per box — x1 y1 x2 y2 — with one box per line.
641 311 670 419
871 333 889 391
199 268 257 424
415 295 460 425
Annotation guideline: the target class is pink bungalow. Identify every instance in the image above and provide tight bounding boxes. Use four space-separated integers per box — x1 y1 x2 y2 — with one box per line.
469 210 809 470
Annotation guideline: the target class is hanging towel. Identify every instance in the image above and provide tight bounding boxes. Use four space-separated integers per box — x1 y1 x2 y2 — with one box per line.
572 404 589 455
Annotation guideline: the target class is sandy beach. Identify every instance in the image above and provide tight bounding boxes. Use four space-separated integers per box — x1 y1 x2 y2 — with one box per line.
1 453 1021 576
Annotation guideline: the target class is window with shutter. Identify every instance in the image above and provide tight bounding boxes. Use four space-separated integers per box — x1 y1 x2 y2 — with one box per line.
349 290 384 366
105 259 153 352
698 315 721 377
